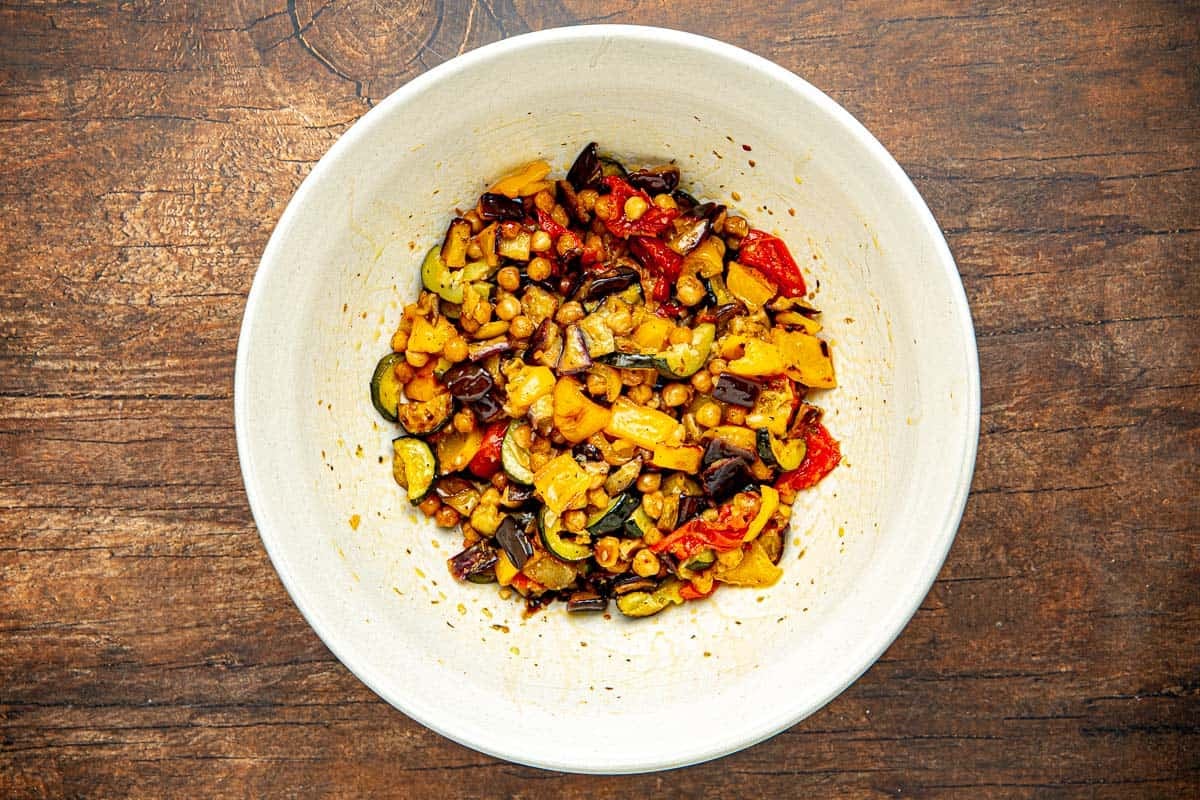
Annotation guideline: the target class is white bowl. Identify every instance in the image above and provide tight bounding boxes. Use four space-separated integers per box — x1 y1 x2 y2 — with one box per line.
235 25 979 774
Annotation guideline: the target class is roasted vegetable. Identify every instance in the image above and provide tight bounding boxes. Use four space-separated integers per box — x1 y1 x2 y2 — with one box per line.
396 393 454 436
539 507 592 562
392 437 437 502
370 353 405 422
586 492 641 536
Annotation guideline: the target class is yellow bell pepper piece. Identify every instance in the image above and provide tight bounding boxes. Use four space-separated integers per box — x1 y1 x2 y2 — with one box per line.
744 485 779 542
772 330 836 388
553 378 612 443
505 365 556 414
490 160 551 198
650 444 703 472
533 453 591 514
727 339 787 377
495 550 519 586
604 397 685 450
714 540 783 587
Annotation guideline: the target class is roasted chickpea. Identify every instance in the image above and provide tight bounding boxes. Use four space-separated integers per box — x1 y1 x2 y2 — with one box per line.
676 275 706 307
405 349 429 368
652 193 677 210
509 314 535 339
452 409 475 433
497 266 521 292
724 215 749 238
531 230 553 253
556 231 581 259
555 301 585 325
636 472 662 494
588 487 610 509
578 188 599 212
564 509 588 533
466 241 483 261
586 371 608 397
481 487 502 507
499 220 522 238
642 491 664 520
594 536 621 569
623 195 649 221
594 194 616 221
392 360 415 384
607 306 633 334
442 335 468 363
696 401 723 428
490 471 509 490
496 294 521 321
707 358 728 376
390 329 409 352
628 383 653 405
642 526 664 547
662 382 690 407
418 494 442 517
551 205 569 229
690 369 713 394
534 189 556 213
435 506 461 528
669 326 693 346
724 405 748 425
527 257 553 282
632 549 660 577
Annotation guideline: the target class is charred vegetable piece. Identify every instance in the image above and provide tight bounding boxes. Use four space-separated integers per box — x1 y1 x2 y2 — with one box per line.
557 179 591 225
434 476 481 517
498 422 533 485
586 492 641 536
538 508 592 562
677 494 709 526
611 574 658 595
526 319 564 367
682 549 716 572
495 515 535 569
443 362 494 403
467 337 513 363
583 267 641 300
627 165 680 195
738 229 807 297
420 246 466 304
448 541 499 582
370 353 405 422
557 324 593 374
436 427 484 475
468 421 508 479
701 456 754 501
622 506 655 539
712 373 760 408
665 214 711 256
502 482 535 508
396 393 454 436
656 323 715 379
469 388 507 424
701 437 756 469
478 192 526 221
615 580 684 618
578 313 616 358
603 456 643 496
441 218 472 267
392 437 437 502
553 377 612 443
566 142 602 189
756 427 806 471
566 592 608 613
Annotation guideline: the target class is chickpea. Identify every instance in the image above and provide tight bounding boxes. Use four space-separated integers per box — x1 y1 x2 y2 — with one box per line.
442 335 468 363
531 230 553 253
588 487 610 509
527 257 553 282
652 193 677 211
578 188 599 211
642 527 664 547
690 369 714 394
669 326 693 346
555 300 585 325
452 409 475 433
724 405 748 425
509 314 535 339
405 349 429 368
461 521 479 543
392 360 415 384
628 383 653 405
466 241 483 261
707 358 728 376
586 371 608 397
623 195 649 221
620 368 644 387
390 329 409 352
696 401 723 428
636 472 662 494
463 209 484 234
435 506 461 528
642 491 664 520
490 471 509 490
496 294 521 321
534 189 556 213
724 215 749 238
481 487 502 507
497 266 521 292
417 495 442 517
594 194 616 221
594 536 621 569
662 382 690 407
585 233 606 262
564 509 588 533
513 424 533 449
551 205 569 229
556 231 581 258
677 275 706 307
606 306 633 334
632 549 661 578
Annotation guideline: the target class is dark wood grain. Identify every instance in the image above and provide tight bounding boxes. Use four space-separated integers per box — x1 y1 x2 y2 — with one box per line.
2 1 1197 797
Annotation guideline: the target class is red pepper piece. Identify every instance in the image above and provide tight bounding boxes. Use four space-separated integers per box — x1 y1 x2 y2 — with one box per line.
535 208 566 241
654 300 684 319
651 499 756 561
775 421 841 492
467 421 509 479
738 229 807 297
629 235 683 303
680 582 719 601
600 176 679 238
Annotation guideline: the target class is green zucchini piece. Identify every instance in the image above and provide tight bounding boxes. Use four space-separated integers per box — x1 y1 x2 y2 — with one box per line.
396 392 454 436
370 353 405 422
756 427 806 471
622 506 655 539
392 437 437 502
616 579 684 618
601 352 660 370
656 323 715 379
501 422 535 484
586 492 641 536
682 548 716 572
538 507 592 562
420 246 465 304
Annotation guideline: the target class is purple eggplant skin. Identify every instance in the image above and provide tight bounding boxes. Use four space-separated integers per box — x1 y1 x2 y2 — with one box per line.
443 362 494 402
712 374 760 408
567 142 603 190
610 574 659 596
690 202 727 223
666 215 711 256
584 266 640 300
627 165 680 195
572 442 605 462
501 482 536 508
448 541 499 581
524 319 564 367
470 387 507 424
478 192 526 221
494 515 535 569
566 592 609 613
677 494 709 526
467 337 513 363
701 438 757 469
671 190 699 211
701 456 754 501
556 324 593 375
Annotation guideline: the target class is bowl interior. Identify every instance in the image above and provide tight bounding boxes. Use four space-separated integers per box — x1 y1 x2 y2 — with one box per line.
236 26 977 773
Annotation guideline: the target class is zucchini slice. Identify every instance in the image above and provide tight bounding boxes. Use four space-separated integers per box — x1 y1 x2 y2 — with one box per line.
615 579 685 618
756 427 806 471
538 507 592 562
396 392 454 436
392 437 436 502
682 549 716 572
501 422 535 484
370 353 405 422
600 322 716 380
435 427 484 475
420 246 465 304
622 506 655 539
586 492 641 536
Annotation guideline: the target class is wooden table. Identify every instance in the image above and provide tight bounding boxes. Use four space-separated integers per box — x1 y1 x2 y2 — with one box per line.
3 2 1197 796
